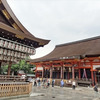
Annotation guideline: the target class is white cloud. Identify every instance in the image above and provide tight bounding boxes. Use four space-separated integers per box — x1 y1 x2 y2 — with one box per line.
7 0 100 59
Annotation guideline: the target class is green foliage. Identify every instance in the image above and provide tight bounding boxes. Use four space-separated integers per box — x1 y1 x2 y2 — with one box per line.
3 60 35 75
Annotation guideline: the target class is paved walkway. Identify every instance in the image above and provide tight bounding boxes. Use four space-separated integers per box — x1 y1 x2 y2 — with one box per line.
11 86 100 100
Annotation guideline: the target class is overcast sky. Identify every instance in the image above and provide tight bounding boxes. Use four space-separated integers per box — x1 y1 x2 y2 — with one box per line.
7 0 100 59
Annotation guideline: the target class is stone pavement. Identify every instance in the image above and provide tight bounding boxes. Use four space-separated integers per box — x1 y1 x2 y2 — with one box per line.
11 86 100 100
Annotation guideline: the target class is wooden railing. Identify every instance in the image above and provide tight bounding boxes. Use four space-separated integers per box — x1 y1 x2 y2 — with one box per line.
0 82 32 97
0 75 26 82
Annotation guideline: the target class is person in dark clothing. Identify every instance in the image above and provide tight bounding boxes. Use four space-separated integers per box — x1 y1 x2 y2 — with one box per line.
52 79 55 87
93 84 98 92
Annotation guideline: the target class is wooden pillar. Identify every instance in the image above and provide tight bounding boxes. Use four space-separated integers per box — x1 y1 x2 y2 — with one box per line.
78 60 81 79
90 61 94 85
50 66 52 79
42 66 44 79
79 69 81 79
72 66 75 79
7 62 12 75
91 71 94 85
60 66 64 79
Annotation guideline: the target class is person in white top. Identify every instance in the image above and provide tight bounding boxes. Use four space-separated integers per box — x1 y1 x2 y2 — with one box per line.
72 81 76 89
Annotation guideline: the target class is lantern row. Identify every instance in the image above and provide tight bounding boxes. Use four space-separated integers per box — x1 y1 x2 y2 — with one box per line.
0 39 35 55
0 54 21 62
0 48 28 59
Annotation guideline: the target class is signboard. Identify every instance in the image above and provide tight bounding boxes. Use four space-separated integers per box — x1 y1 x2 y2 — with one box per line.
37 67 43 71
93 65 100 70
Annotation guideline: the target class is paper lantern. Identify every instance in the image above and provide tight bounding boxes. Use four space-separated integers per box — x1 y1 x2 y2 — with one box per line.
0 55 3 60
4 49 7 55
0 48 3 54
3 56 7 61
18 52 20 58
11 51 14 56
0 40 4 47
11 57 14 61
15 44 19 50
7 50 11 56
14 52 17 57
14 57 17 62
11 43 15 49
3 41 8 48
7 56 11 61
25 47 28 53
8 42 12 48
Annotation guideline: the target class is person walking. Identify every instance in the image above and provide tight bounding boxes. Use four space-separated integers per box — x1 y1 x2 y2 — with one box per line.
47 79 50 87
52 79 55 87
60 79 64 87
72 80 76 90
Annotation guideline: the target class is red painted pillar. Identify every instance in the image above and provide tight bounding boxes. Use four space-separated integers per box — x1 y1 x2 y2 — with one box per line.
42 65 44 79
79 69 81 79
60 67 62 79
78 60 81 79
72 67 75 79
50 66 52 79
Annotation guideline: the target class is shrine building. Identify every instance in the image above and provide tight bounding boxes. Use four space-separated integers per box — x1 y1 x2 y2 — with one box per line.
0 0 50 75
30 36 100 86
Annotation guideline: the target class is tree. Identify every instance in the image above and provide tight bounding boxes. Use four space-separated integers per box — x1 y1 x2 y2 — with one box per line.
2 60 35 75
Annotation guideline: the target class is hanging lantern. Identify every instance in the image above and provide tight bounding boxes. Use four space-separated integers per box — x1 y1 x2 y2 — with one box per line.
11 51 14 56
14 52 17 57
19 45 21 51
8 42 12 48
0 55 3 60
4 49 7 55
0 40 4 47
7 56 11 61
11 43 15 49
3 41 8 48
25 47 28 53
11 57 14 61
14 57 17 62
15 44 19 51
0 48 3 54
18 52 20 58
7 50 11 56
3 56 7 61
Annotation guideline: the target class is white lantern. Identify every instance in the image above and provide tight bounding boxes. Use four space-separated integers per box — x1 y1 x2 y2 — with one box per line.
14 52 17 57
8 42 12 48
0 55 3 60
4 49 7 55
0 48 3 54
3 56 7 61
7 56 10 61
7 50 11 56
15 44 18 50
11 57 14 61
0 40 4 47
25 47 28 52
14 57 17 62
32 49 35 55
3 41 8 48
11 51 14 56
18 52 20 58
11 43 15 49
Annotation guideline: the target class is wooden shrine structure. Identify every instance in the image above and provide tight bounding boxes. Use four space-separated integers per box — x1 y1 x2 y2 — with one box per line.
0 0 50 75
30 36 100 86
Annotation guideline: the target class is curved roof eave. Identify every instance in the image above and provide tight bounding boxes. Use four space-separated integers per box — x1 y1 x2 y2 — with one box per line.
30 36 100 63
1 0 50 46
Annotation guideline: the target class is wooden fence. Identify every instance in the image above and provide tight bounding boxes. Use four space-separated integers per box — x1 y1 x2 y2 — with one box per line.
0 75 26 82
0 82 32 97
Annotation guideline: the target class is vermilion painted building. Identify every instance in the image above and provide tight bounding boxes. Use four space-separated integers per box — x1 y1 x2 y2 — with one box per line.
30 36 100 86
